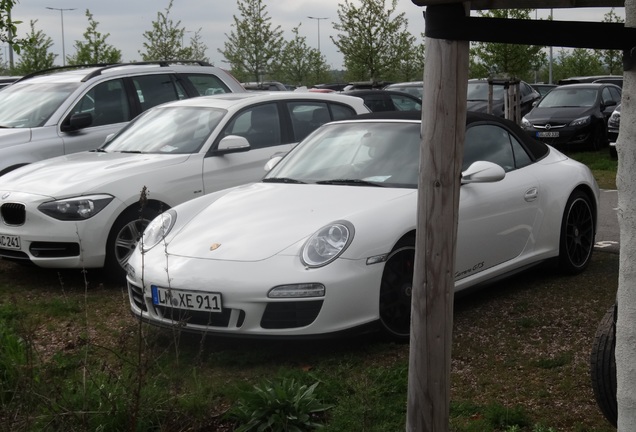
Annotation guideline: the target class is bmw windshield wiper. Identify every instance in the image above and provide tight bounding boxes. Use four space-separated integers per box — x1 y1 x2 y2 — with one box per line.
262 177 306 184
91 148 108 152
117 150 143 154
315 179 384 187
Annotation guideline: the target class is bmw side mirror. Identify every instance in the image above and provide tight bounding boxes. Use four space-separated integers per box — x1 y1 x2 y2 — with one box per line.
214 135 251 155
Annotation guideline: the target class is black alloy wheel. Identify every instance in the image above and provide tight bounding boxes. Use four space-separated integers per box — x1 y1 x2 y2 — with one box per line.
378 237 415 341
559 190 595 274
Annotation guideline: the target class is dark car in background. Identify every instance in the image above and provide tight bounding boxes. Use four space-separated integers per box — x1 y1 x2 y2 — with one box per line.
521 83 621 150
343 89 421 112
559 75 623 88
383 81 423 99
531 83 558 97
242 81 289 91
467 79 541 118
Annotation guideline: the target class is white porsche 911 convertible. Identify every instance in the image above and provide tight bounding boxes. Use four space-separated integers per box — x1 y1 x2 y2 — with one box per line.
126 111 599 340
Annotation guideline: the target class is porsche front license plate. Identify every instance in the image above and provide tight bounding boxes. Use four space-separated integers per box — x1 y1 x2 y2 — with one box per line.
537 131 559 138
0 234 20 250
151 285 222 313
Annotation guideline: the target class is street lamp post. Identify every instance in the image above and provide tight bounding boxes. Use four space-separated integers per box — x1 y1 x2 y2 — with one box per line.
307 16 328 54
46 7 76 66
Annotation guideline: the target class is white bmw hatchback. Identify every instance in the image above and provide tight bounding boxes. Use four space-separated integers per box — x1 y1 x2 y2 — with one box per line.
126 111 600 340
0 92 369 280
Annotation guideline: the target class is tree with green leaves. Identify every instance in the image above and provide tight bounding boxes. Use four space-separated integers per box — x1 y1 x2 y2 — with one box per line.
469 9 546 81
139 0 193 61
552 48 606 81
219 0 285 83
66 10 121 66
331 0 418 83
188 28 209 63
13 20 56 74
272 25 331 87
0 0 31 55
595 8 624 74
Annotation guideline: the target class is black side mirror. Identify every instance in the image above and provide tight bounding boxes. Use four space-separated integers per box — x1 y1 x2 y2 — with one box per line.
61 113 93 132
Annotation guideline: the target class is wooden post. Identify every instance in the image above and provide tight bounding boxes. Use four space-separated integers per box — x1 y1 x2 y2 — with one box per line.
406 3 469 431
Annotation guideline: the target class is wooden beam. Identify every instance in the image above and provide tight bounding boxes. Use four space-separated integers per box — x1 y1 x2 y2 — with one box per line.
424 12 633 50
407 3 469 431
411 0 624 9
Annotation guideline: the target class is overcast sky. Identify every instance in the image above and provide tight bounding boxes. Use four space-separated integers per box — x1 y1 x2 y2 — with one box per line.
8 1 626 70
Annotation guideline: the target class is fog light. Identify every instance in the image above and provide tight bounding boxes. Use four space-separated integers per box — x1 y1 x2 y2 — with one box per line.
268 283 325 298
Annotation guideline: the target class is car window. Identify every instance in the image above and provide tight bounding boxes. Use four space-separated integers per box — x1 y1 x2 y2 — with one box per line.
389 94 421 111
463 124 516 172
104 106 225 154
72 79 130 127
182 73 231 96
601 87 614 105
222 103 281 149
131 74 186 112
288 102 330 142
608 87 621 103
362 94 395 112
538 88 596 108
0 82 80 128
330 103 357 120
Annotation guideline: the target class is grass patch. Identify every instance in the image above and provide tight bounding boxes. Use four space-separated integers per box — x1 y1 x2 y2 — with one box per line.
0 250 620 432
564 149 617 189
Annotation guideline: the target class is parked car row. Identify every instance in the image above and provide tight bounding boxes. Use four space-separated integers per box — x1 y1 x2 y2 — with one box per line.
0 91 370 280
0 64 601 341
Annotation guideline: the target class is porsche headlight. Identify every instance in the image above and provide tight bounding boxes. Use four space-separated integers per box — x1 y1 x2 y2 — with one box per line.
38 194 113 220
301 221 354 268
569 116 591 127
141 210 176 252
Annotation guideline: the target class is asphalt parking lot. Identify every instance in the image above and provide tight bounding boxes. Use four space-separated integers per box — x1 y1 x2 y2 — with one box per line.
595 189 619 253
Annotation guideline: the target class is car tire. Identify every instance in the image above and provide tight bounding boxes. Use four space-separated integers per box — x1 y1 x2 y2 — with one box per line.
590 304 617 427
589 125 606 151
558 190 595 274
104 205 160 282
378 236 415 342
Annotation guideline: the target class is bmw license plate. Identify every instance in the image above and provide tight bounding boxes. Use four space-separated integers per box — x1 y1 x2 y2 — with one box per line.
0 234 20 250
537 131 559 138
151 285 222 312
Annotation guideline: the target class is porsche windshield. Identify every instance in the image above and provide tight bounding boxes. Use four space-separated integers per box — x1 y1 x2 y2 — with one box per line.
0 82 80 128
103 106 227 154
266 121 421 188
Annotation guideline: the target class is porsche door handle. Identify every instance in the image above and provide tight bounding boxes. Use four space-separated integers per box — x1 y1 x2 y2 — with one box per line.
524 187 538 202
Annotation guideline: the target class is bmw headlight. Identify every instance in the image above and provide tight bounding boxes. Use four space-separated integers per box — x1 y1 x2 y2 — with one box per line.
301 221 354 268
38 194 113 220
141 210 176 252
569 116 591 127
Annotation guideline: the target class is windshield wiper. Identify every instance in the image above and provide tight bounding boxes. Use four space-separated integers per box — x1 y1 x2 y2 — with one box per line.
315 179 384 187
262 177 306 184
91 148 108 153
117 150 143 154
